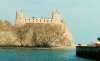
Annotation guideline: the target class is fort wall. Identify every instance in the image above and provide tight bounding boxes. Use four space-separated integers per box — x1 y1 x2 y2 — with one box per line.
24 18 53 24
16 10 66 27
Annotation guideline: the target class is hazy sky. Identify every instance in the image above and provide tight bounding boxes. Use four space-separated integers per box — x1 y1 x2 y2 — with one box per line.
0 0 100 44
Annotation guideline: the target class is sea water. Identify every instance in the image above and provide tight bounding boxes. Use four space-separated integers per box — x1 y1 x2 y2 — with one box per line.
0 49 94 61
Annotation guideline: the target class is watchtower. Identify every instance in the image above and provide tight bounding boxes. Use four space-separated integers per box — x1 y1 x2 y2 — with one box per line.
52 11 61 24
16 10 25 27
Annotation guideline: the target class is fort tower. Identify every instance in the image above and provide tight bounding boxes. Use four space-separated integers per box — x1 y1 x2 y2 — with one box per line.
52 11 61 24
16 10 24 27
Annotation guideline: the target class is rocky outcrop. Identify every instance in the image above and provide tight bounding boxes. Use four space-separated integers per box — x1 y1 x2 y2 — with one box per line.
0 21 74 49
0 21 21 46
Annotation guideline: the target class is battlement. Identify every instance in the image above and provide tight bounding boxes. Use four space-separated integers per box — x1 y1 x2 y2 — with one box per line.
16 10 66 27
25 18 53 23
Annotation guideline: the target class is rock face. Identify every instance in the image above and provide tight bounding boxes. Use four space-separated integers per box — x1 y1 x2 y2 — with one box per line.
0 21 74 49
0 21 21 46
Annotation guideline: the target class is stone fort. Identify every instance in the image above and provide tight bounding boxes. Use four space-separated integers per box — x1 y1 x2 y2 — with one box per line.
16 10 66 27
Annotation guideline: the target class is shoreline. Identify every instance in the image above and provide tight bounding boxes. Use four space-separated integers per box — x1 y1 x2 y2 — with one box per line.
0 46 75 50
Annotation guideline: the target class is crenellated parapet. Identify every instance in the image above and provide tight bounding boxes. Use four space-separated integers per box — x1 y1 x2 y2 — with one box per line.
16 10 66 27
24 18 53 24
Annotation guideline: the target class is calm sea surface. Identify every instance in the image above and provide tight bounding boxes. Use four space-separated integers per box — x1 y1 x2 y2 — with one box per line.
0 49 94 61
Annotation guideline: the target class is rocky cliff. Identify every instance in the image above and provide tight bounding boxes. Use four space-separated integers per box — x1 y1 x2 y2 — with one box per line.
0 21 74 49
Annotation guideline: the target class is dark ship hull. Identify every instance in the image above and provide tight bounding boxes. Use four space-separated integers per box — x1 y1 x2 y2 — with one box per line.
76 46 100 59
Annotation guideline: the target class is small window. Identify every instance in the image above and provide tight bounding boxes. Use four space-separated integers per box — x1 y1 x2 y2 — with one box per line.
51 20 52 22
61 20 63 23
